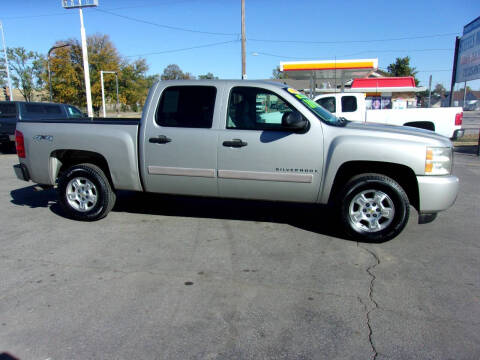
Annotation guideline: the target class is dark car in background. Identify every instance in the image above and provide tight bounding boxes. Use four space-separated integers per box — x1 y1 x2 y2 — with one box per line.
0 101 84 150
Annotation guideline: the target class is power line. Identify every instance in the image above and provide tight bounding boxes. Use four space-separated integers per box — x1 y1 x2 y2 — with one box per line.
249 32 459 44
2 12 70 20
1 0 201 19
102 0 201 12
253 48 453 60
125 39 238 58
95 8 238 36
378 67 452 73
416 69 452 73
341 48 452 57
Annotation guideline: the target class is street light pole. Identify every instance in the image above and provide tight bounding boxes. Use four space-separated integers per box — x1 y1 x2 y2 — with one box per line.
0 21 14 101
62 1 98 117
241 0 246 80
47 43 71 102
79 8 93 117
100 70 118 118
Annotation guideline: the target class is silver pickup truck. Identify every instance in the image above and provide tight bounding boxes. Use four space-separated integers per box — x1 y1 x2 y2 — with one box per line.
13 80 459 241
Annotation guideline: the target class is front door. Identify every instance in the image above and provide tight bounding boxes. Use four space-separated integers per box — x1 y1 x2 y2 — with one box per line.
141 85 219 197
217 86 323 203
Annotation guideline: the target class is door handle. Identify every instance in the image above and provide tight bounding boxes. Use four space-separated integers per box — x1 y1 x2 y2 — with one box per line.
222 139 248 148
149 135 172 144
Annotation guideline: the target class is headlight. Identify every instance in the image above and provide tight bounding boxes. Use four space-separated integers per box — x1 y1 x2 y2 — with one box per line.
425 147 452 175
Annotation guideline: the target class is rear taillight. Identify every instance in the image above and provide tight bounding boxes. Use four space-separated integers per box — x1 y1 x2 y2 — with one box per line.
15 130 26 158
455 112 463 126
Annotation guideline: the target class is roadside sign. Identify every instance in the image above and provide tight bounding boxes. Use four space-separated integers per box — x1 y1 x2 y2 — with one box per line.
455 16 480 83
62 0 98 9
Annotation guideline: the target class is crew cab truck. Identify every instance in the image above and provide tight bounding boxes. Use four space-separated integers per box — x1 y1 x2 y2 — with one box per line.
314 92 464 140
13 80 459 241
0 101 84 150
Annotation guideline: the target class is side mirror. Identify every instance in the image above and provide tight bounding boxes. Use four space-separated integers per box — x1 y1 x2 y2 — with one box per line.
282 111 308 130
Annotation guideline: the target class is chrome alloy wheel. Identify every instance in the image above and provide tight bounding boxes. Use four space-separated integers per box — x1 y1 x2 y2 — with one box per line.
66 177 98 212
348 190 395 233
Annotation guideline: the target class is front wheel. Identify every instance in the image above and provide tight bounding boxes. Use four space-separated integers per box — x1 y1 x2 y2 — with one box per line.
58 163 116 221
338 174 410 242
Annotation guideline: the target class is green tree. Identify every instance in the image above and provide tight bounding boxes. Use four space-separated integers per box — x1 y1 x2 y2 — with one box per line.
48 34 150 112
118 58 154 112
198 72 218 79
6 47 44 102
160 64 194 80
386 56 419 86
271 66 287 79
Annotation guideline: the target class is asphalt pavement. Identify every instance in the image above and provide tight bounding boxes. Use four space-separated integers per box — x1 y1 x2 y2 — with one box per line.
0 152 479 360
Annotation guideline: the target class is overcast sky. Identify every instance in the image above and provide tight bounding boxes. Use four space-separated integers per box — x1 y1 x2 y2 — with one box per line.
2 0 479 89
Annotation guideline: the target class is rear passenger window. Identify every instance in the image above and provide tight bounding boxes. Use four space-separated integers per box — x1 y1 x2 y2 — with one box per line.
341 96 357 112
25 104 44 113
156 86 216 128
24 104 61 114
316 97 336 113
44 105 61 114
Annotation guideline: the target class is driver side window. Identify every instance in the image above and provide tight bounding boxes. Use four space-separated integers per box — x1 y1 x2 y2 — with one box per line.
227 87 294 131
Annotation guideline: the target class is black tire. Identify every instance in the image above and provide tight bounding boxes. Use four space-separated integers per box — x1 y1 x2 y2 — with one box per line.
337 173 410 242
1 141 14 153
57 163 116 221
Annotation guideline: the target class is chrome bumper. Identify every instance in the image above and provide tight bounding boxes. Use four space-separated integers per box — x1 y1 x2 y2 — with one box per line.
451 129 465 140
417 175 459 212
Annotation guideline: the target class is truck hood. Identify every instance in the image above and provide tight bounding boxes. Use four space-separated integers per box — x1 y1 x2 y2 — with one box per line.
343 121 452 147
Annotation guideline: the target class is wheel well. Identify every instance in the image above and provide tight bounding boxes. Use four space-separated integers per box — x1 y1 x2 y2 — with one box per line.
329 161 419 211
50 150 113 186
403 121 435 131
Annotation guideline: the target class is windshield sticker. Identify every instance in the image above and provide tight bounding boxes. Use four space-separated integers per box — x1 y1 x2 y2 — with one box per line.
294 94 318 109
287 87 300 95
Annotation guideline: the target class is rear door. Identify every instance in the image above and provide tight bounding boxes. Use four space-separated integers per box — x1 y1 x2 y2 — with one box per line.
217 86 323 203
141 85 220 197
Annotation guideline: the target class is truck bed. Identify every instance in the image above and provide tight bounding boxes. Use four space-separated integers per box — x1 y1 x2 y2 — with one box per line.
16 117 143 191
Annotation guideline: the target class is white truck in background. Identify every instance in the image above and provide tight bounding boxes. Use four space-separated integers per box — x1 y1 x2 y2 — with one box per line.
314 93 464 139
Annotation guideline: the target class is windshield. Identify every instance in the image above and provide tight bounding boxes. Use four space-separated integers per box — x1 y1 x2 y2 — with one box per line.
283 87 345 126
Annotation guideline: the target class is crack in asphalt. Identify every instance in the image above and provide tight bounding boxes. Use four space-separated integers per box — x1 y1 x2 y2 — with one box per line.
358 244 380 360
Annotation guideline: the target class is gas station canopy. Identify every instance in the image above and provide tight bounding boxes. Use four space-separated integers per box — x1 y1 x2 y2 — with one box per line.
279 58 378 81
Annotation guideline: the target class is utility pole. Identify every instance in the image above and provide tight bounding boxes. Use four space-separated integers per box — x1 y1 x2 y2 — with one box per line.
241 0 246 79
62 0 98 117
449 36 460 107
427 75 432 108
0 21 14 101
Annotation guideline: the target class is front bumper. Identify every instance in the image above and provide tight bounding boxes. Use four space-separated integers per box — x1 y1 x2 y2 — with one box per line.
417 175 459 212
13 163 30 182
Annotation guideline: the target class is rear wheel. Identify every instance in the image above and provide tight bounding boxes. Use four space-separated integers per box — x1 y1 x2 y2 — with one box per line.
338 173 410 242
58 163 116 221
